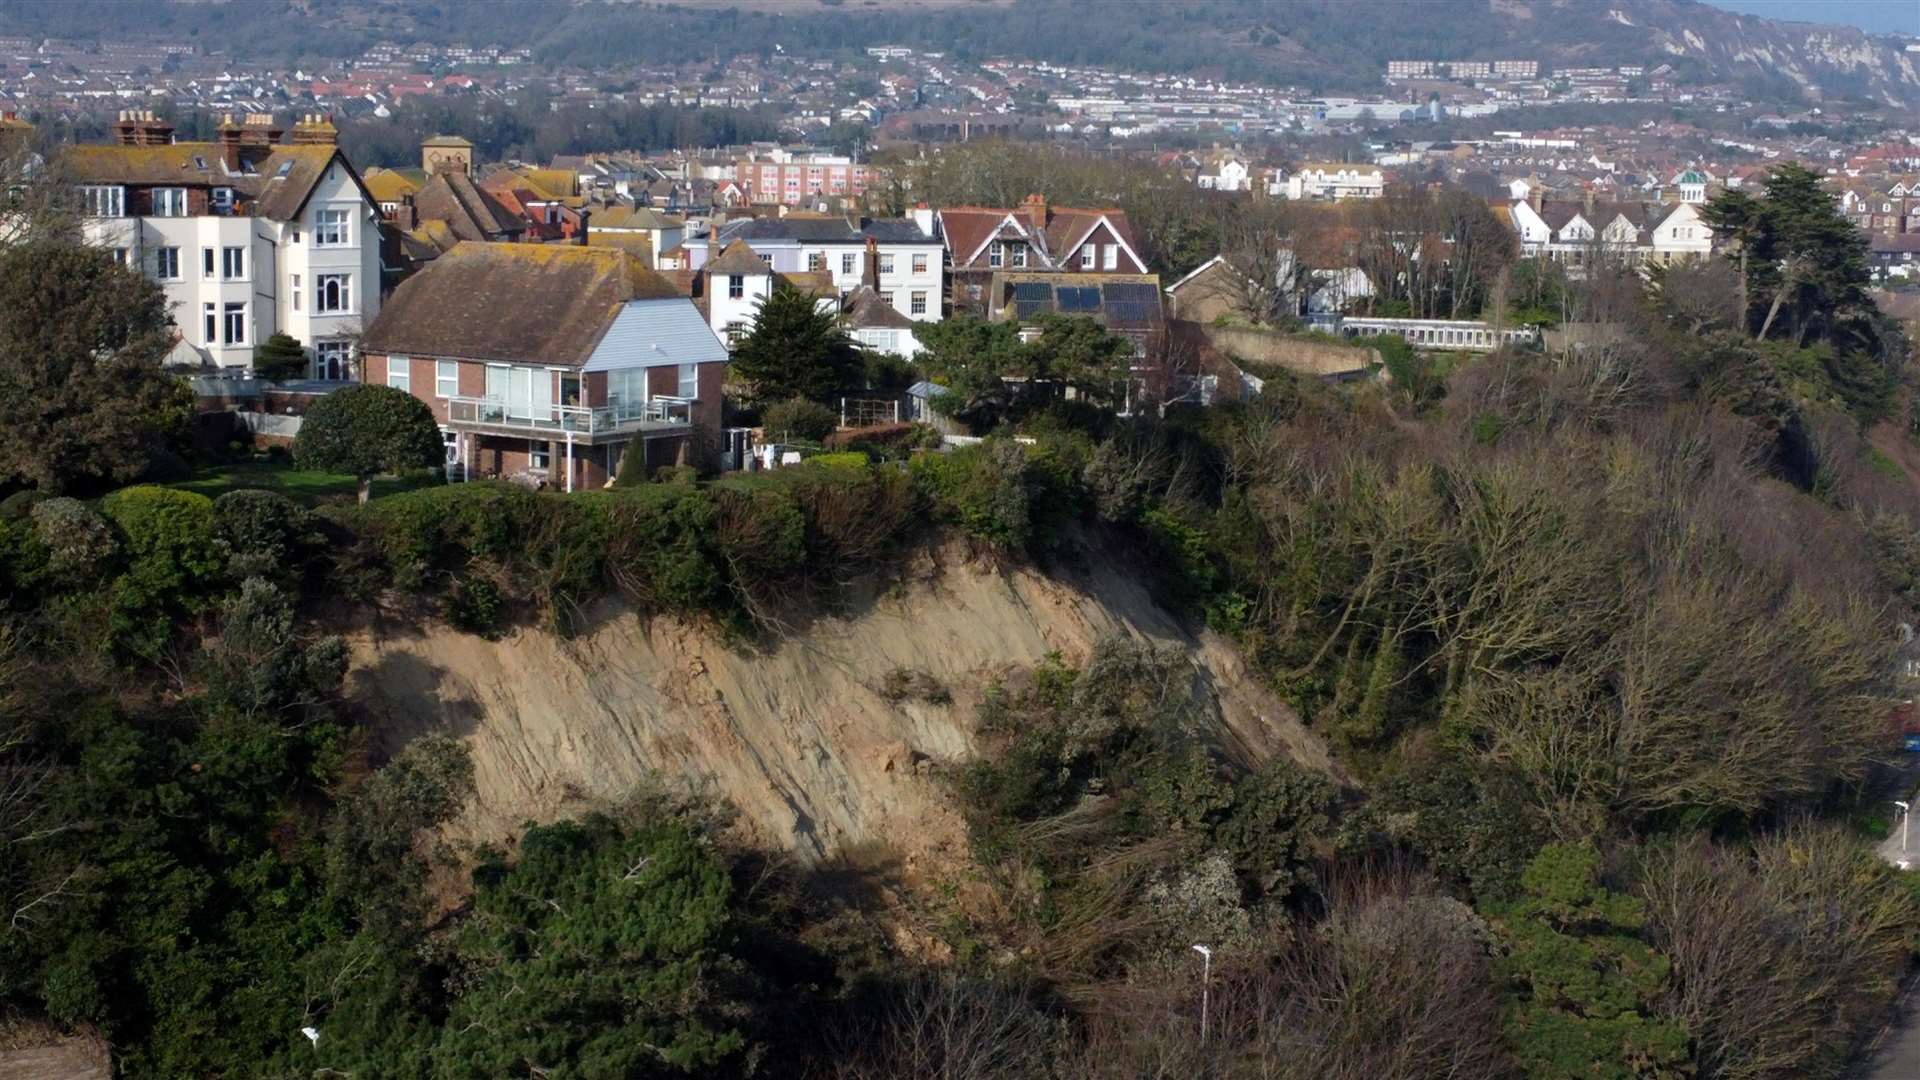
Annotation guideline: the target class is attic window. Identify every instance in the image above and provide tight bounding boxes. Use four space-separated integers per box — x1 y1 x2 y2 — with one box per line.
192 155 206 170
276 161 293 178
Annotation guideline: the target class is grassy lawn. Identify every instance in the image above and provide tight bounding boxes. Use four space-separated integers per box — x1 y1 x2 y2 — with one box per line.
170 461 440 506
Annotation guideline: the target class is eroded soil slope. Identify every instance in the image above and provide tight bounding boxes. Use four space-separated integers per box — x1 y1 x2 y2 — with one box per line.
345 544 1329 867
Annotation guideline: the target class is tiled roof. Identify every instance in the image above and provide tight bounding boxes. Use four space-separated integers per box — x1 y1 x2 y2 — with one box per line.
411 167 526 242
363 167 421 203
360 242 681 367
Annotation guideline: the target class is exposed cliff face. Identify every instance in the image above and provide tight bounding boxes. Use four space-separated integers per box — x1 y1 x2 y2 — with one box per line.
344 545 1329 870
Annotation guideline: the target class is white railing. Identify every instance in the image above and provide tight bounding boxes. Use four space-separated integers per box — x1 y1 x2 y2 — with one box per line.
1338 318 1540 352
445 394 692 437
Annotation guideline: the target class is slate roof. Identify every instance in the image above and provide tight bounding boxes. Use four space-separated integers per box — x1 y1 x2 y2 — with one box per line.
359 242 681 367
705 238 772 275
842 285 915 329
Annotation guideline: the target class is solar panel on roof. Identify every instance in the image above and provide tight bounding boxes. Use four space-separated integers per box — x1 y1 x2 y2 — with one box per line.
1106 301 1160 323
1104 283 1158 304
1058 286 1102 312
1015 301 1048 321
1013 282 1052 302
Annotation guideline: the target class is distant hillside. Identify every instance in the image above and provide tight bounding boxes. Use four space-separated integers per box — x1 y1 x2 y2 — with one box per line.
1 0 1915 107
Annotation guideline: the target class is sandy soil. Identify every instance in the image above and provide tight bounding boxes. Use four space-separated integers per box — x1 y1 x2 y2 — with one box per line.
344 542 1330 876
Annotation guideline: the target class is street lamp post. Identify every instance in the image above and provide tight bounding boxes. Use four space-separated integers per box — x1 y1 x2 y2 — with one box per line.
1897 800 1911 854
1191 944 1213 1044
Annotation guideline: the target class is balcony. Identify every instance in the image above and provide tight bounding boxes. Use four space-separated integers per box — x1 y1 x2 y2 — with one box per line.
444 395 693 443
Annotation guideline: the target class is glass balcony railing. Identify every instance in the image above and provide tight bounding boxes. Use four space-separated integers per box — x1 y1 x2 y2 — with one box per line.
445 395 692 436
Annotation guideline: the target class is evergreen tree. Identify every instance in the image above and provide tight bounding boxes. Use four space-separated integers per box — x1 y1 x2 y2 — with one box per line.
1496 844 1691 1080
0 240 189 493
729 285 861 404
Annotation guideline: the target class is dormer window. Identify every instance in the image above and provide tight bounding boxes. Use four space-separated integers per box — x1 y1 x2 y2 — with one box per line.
79 185 124 218
276 161 293 178
192 155 207 170
988 242 1003 268
1010 246 1026 268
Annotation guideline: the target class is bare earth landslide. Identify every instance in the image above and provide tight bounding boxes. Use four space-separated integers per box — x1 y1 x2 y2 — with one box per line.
344 544 1331 874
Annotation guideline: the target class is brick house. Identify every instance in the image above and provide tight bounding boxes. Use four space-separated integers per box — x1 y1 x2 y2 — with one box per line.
938 194 1148 315
358 242 728 489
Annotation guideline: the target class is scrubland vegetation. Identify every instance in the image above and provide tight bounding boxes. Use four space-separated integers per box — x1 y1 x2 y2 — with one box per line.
4 171 1920 1075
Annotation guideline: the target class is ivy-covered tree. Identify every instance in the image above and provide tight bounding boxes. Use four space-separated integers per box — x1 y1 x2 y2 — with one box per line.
0 240 190 493
292 384 443 504
729 284 862 404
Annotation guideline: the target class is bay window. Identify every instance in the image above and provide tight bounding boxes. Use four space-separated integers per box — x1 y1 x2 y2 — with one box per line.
312 340 352 381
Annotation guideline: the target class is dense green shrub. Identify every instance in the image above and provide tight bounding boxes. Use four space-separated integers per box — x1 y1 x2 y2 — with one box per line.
912 440 1033 550
30 496 119 581
99 485 223 653
213 488 309 581
762 397 839 443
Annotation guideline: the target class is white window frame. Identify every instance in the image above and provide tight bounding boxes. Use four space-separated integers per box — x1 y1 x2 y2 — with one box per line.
677 362 698 400
203 246 215 279
387 355 411 394
222 302 246 346
317 274 351 313
841 252 856 276
910 291 927 316
436 359 458 399
1103 244 1118 270
1080 246 1095 269
727 274 744 299
202 302 216 345
154 246 180 281
528 440 550 471
879 253 895 275
80 185 124 218
313 340 351 381
1011 244 1027 268
912 253 929 274
222 246 246 281
314 207 350 247
151 187 187 217
291 274 301 311
808 252 823 272
988 242 1003 268
724 320 748 346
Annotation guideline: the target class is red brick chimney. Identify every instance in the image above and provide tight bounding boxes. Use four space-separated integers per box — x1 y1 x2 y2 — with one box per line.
215 113 244 170
1020 191 1047 230
862 235 879 289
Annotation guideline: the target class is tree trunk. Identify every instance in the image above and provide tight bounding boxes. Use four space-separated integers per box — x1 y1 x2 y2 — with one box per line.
357 475 372 506
1758 284 1790 341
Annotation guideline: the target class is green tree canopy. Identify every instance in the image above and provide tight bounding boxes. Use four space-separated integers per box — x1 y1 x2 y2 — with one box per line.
1703 163 1871 344
918 315 1138 430
729 284 862 404
0 240 189 493
1496 844 1691 1080
292 384 443 504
